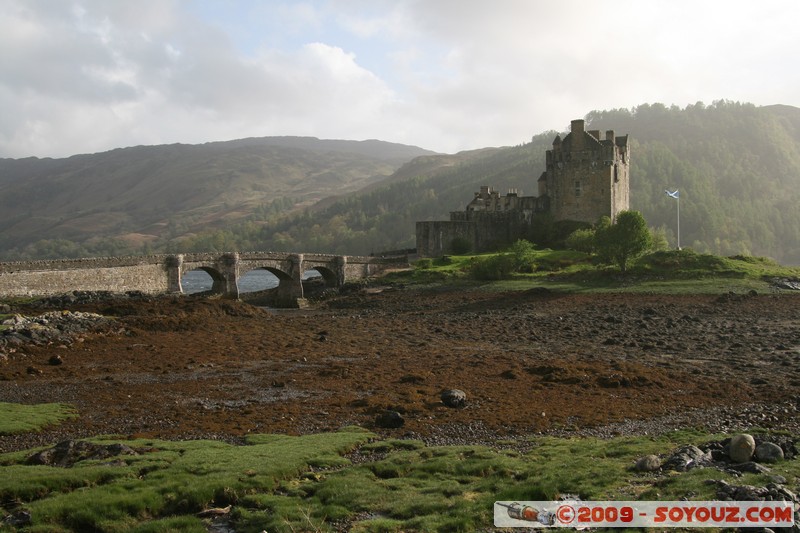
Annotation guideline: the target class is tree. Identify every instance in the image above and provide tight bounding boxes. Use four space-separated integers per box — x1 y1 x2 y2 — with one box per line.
509 239 537 272
595 211 653 273
565 228 597 253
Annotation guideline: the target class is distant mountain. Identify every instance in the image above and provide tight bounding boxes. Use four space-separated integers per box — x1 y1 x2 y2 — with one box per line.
4 102 800 265
0 137 436 259
198 101 800 264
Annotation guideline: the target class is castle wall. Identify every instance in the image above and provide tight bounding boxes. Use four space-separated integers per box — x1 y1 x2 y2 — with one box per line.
416 211 533 257
415 221 472 257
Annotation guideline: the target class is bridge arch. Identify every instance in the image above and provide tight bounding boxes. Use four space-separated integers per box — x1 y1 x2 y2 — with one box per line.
238 267 283 294
305 266 338 287
180 266 228 295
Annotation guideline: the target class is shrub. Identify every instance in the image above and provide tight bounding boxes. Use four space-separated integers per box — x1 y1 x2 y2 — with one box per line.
509 239 537 272
449 236 472 255
469 254 517 280
414 258 433 270
565 228 596 253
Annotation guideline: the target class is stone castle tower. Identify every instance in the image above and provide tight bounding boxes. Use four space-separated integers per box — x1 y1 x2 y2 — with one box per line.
415 119 630 257
539 119 629 224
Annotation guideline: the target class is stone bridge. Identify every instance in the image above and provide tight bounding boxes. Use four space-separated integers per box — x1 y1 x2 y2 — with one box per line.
0 252 407 306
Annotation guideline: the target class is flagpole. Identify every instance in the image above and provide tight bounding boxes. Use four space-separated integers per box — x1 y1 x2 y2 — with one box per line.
665 189 681 250
677 193 680 250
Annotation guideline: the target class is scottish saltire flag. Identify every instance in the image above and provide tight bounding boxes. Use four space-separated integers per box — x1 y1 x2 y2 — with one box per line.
665 189 679 199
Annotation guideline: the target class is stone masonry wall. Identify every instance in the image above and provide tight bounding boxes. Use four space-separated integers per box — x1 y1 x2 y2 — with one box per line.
415 221 473 257
0 262 170 297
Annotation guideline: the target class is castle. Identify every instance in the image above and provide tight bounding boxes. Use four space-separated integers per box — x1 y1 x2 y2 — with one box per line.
415 119 630 257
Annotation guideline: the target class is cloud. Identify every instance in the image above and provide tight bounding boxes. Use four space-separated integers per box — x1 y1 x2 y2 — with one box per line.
1 0 799 158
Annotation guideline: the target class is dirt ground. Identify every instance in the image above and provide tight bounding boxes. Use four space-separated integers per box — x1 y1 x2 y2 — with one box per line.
2 286 800 452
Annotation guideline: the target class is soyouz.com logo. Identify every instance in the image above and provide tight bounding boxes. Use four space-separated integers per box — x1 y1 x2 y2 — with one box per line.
494 501 796 528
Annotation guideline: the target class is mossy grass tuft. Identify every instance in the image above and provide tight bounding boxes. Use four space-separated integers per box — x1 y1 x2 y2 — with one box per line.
0 402 78 436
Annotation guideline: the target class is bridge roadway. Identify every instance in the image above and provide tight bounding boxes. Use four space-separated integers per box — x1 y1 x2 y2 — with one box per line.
0 251 407 306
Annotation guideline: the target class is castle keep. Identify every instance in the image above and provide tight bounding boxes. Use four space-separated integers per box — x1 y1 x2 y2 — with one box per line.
416 119 630 257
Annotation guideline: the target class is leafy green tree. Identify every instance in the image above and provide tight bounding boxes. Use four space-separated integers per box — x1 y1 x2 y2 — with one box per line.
595 211 653 273
565 228 597 253
650 225 670 251
509 239 537 272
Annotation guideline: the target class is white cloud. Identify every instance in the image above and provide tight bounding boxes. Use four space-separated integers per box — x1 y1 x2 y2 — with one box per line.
0 0 799 158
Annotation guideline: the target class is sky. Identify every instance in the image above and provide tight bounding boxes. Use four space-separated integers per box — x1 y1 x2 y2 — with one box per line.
2 0 799 159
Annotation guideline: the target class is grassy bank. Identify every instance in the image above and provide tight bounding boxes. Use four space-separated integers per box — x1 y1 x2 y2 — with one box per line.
398 248 800 295
1 426 797 532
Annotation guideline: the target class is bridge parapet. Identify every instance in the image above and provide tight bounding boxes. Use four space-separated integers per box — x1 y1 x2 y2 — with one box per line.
0 251 408 305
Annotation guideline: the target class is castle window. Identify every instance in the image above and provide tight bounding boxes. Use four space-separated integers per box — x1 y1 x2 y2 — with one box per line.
574 180 582 197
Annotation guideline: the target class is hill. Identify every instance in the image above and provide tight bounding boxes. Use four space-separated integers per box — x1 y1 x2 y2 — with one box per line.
3 101 800 264
0 137 435 259
195 101 799 263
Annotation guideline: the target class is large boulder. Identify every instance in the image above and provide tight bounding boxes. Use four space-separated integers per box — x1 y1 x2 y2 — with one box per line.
375 410 405 429
440 389 467 408
662 445 712 472
634 454 661 472
755 442 784 463
728 434 756 463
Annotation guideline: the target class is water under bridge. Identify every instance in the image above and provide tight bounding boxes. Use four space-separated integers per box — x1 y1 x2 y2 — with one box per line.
0 251 407 306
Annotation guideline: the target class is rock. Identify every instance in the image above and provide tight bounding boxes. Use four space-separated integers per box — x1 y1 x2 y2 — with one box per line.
2 510 31 527
772 278 800 291
634 454 661 472
375 410 405 429
440 389 467 408
48 355 64 366
767 474 787 485
662 445 713 472
729 461 771 475
729 433 756 463
755 442 784 463
197 505 232 518
26 365 42 375
26 440 138 467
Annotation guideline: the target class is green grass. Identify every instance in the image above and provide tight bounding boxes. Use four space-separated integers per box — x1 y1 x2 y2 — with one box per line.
0 403 78 435
0 427 373 532
394 248 800 295
5 426 794 532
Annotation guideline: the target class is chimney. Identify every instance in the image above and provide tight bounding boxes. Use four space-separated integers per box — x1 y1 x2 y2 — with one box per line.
605 130 615 142
571 119 585 134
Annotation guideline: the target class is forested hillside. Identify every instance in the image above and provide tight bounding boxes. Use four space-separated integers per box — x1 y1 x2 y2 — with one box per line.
176 101 799 263
3 101 799 264
586 102 800 263
0 137 434 259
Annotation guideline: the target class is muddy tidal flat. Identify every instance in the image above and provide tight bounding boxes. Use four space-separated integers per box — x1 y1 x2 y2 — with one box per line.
2 287 800 452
